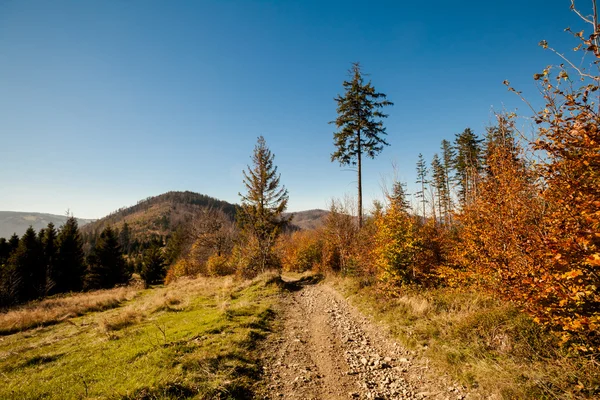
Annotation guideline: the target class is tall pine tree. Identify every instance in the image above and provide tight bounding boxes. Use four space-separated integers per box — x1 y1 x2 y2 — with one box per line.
331 62 393 227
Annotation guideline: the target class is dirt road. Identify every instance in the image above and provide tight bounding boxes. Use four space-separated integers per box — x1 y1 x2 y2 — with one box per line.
256 277 468 400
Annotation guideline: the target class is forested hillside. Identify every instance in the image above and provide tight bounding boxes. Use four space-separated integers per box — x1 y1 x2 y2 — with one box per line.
80 191 237 240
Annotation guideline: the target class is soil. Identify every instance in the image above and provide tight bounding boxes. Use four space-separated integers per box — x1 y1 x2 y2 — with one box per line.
255 276 472 400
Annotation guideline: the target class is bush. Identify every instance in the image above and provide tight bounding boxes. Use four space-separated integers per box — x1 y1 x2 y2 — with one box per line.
206 254 235 276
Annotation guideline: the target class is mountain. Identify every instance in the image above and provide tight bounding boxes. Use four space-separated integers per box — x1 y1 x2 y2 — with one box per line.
0 212 95 239
80 191 237 241
287 209 329 230
1 192 328 242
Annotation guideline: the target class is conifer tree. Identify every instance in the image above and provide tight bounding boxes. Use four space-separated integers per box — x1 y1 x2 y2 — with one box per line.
415 153 429 222
440 139 455 218
41 223 58 295
118 222 132 255
483 116 522 177
9 227 44 302
85 226 129 289
431 153 446 224
454 128 483 206
140 244 166 287
8 234 19 254
389 181 411 213
56 217 86 293
238 136 289 275
0 238 10 266
331 62 393 227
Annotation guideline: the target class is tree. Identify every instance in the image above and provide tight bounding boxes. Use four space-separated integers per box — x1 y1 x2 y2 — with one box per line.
483 116 521 177
0 238 10 266
41 222 58 295
85 226 129 289
190 208 235 258
56 217 86 293
118 222 132 255
8 234 19 254
331 62 393 227
389 181 411 213
9 227 44 302
415 153 428 222
514 6 600 347
431 153 446 224
440 139 455 218
454 128 483 206
238 136 290 276
140 244 166 287
374 191 419 288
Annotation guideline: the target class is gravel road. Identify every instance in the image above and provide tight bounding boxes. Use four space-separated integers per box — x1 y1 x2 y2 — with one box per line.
256 278 470 400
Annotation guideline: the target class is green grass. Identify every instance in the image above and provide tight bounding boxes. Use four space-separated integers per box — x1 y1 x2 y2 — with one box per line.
330 275 600 399
0 273 282 399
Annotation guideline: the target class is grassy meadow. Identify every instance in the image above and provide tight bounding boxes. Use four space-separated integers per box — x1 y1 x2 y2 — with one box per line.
0 274 281 399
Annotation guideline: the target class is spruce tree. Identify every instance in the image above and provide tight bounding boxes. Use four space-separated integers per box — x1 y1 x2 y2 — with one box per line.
440 139 455 218
41 223 58 295
389 181 411 213
9 227 44 302
85 226 129 289
331 62 393 227
415 153 429 222
431 153 446 224
118 222 132 255
56 217 86 293
8 234 19 254
140 244 166 287
239 136 289 275
0 238 10 266
454 128 483 206
483 116 522 177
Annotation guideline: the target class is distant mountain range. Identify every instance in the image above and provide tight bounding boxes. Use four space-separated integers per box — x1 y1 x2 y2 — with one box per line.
0 212 95 239
1 191 329 240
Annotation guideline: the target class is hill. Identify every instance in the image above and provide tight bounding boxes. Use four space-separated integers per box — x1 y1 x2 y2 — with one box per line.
0 212 94 239
81 191 237 241
288 209 329 230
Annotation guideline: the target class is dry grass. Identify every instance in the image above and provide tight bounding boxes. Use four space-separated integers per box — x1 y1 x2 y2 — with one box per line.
99 309 142 332
0 286 139 335
0 273 282 399
332 275 600 399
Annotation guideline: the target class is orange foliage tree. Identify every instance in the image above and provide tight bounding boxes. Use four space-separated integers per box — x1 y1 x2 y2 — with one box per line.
450 117 546 301
521 9 600 347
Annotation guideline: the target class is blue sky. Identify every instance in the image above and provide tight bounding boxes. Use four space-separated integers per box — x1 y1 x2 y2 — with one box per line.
0 0 587 218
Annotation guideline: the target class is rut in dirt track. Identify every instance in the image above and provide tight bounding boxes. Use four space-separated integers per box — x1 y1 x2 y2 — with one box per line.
257 278 468 400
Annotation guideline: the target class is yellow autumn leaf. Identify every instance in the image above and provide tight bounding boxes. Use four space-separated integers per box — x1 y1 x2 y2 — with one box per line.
586 254 600 266
563 269 584 279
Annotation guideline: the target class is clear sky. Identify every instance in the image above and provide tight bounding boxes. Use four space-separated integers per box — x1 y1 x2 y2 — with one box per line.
0 0 587 218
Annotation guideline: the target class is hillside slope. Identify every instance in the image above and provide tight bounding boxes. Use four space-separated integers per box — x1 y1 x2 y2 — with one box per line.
287 209 329 230
0 212 94 239
81 191 237 241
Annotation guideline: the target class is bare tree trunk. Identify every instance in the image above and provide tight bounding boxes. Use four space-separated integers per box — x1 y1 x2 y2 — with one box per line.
357 129 363 228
